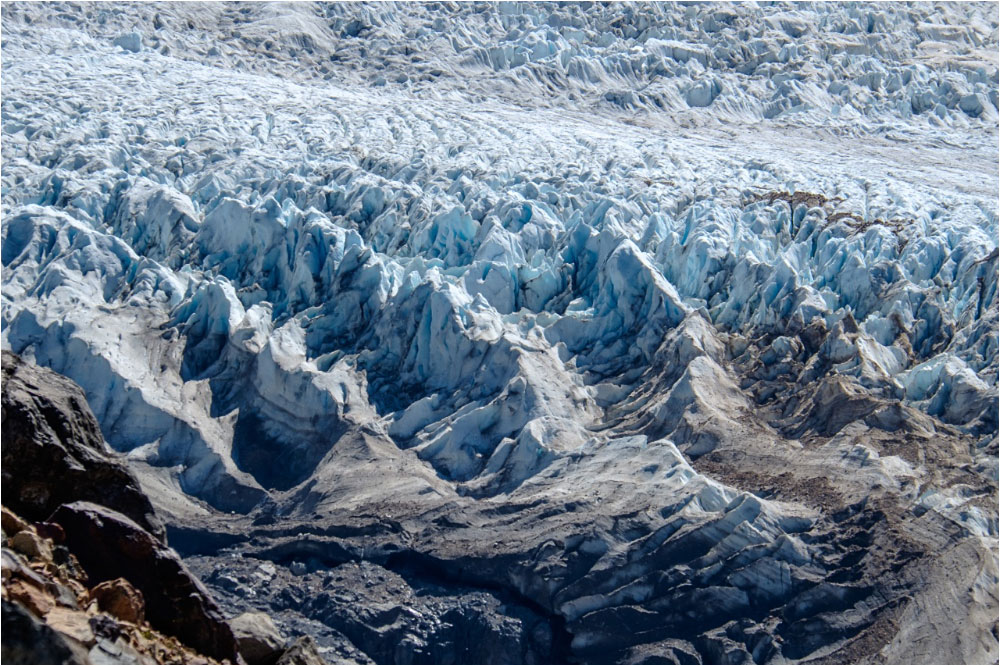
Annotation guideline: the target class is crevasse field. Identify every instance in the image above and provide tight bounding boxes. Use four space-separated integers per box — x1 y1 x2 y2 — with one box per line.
2 2 998 664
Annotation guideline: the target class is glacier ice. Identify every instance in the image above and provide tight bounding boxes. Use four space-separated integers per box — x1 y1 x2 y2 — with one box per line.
1 2 997 664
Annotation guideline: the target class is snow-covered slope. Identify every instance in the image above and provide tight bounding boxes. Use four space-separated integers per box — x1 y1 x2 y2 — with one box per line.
2 2 997 663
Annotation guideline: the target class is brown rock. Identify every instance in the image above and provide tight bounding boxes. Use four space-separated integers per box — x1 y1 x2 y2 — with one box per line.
6 579 55 617
38 560 63 579
9 529 52 561
1 506 28 537
90 578 145 624
45 607 96 647
35 521 66 544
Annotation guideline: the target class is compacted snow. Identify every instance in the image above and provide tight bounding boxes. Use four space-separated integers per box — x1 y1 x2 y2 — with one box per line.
2 2 998 663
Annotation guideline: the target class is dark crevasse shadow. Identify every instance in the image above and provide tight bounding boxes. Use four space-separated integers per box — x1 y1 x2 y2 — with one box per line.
230 410 345 492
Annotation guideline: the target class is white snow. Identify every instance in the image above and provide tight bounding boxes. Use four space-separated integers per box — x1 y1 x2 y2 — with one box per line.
1 2 996 515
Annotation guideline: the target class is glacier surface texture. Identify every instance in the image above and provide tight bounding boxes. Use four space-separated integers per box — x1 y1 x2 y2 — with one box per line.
2 2 998 663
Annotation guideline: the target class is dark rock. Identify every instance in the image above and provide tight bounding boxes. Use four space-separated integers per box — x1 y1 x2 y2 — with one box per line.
50 502 239 662
197 556 557 665
1 352 164 541
49 581 80 610
51 546 88 584
88 613 127 643
1 598 87 664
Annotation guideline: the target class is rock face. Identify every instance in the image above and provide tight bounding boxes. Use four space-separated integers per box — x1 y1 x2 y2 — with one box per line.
0 507 224 665
1 598 86 665
1 352 164 540
50 502 240 663
1 2 998 664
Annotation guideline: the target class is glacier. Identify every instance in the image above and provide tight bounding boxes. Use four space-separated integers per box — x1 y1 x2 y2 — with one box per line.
2 2 998 664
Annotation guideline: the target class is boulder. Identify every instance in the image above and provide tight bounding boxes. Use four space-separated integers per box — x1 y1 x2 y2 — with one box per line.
50 502 239 661
231 611 286 663
90 578 145 624
35 521 66 544
9 529 51 561
277 636 325 665
1 353 164 541
1 506 28 536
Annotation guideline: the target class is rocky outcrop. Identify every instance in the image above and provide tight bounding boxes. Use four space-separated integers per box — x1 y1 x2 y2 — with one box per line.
50 502 239 663
1 352 163 540
1 508 220 665
228 611 325 664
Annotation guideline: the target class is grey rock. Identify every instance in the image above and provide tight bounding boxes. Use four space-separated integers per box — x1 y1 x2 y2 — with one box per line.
231 611 285 664
1 547 50 588
276 636 324 665
9 529 50 561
